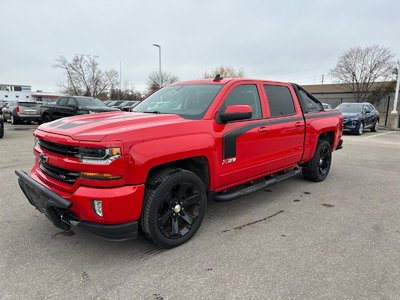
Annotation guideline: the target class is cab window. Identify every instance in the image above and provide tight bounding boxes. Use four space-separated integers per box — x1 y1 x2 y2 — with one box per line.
220 85 262 120
264 85 296 117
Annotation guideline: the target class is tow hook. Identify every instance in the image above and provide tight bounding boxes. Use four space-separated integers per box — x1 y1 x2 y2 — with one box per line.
60 215 80 227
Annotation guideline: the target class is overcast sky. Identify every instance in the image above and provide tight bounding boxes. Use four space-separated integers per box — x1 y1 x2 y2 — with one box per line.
0 0 399 93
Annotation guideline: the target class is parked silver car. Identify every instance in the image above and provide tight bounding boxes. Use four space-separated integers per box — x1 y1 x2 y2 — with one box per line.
1 101 41 125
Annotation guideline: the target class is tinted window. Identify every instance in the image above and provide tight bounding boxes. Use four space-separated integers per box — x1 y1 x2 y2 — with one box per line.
76 97 107 108
58 98 68 106
17 102 37 107
298 89 323 113
264 85 296 117
67 98 77 106
220 85 262 120
336 104 362 113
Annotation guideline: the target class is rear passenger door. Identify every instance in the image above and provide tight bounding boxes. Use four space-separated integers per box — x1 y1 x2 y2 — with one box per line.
262 83 305 172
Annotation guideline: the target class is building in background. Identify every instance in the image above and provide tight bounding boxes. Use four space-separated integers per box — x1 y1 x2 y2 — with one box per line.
303 81 398 127
0 83 63 106
0 84 32 102
31 92 63 104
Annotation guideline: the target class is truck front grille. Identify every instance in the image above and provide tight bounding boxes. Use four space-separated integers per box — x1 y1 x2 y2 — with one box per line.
38 139 79 157
40 162 79 185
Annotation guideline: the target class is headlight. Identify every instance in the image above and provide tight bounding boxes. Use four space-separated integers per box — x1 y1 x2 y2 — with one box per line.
80 147 122 164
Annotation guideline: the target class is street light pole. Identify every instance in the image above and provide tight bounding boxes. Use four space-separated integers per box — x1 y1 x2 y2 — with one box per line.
152 44 162 87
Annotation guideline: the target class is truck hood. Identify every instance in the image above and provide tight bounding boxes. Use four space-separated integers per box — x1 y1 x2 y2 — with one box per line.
37 111 191 141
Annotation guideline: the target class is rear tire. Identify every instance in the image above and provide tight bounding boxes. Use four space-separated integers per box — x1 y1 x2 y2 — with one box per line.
141 168 207 248
302 140 332 182
371 120 378 132
11 115 18 125
43 115 52 123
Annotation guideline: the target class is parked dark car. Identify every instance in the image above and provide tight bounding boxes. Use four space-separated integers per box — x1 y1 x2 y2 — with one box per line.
106 100 126 108
2 101 41 125
118 100 140 111
336 102 379 135
40 96 119 123
0 114 4 138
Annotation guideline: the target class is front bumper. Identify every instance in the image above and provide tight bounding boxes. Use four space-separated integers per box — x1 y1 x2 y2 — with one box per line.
343 119 360 131
16 170 141 241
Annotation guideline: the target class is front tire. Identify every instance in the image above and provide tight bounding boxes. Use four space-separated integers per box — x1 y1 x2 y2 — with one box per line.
0 119 4 139
141 168 207 248
302 140 332 182
356 122 364 135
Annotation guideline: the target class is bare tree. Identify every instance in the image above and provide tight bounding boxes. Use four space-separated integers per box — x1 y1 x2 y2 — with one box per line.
330 45 396 102
146 70 179 93
54 54 119 97
110 81 142 100
203 65 245 79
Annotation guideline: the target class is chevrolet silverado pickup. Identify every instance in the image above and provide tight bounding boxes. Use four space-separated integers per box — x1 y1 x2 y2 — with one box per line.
16 78 343 248
40 96 119 123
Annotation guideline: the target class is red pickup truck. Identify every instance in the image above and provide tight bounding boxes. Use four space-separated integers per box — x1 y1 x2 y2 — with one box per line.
16 78 343 248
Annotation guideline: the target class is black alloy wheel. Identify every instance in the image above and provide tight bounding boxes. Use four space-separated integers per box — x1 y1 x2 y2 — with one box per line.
157 182 202 239
318 147 331 176
302 140 332 182
142 168 207 248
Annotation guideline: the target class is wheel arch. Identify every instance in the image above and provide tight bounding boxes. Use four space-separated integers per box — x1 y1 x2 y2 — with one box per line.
318 131 335 149
146 156 210 190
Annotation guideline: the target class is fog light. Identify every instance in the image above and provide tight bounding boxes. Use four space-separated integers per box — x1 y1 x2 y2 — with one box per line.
92 200 103 217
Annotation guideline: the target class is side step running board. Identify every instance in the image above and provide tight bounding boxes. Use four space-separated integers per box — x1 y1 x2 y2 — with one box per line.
214 167 301 202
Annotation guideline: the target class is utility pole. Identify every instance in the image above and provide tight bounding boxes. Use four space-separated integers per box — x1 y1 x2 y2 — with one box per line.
321 74 324 85
152 44 162 87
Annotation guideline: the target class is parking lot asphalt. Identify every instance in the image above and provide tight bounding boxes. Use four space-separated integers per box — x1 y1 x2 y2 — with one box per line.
1 122 400 299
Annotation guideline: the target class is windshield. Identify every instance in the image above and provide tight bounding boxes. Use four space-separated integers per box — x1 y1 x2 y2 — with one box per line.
76 97 107 108
336 104 362 113
132 84 224 119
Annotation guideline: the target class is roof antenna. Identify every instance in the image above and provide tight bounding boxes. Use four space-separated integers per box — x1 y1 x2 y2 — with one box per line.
213 74 223 82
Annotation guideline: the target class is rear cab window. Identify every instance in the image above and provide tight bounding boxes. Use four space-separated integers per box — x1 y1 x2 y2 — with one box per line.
263 84 297 117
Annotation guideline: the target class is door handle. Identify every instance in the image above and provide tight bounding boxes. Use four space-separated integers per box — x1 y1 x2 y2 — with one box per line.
295 122 304 127
258 126 268 132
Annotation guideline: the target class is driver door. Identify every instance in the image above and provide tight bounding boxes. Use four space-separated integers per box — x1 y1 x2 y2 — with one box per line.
215 83 269 188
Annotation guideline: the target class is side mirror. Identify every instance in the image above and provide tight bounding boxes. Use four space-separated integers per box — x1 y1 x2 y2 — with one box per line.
220 105 252 123
364 109 371 114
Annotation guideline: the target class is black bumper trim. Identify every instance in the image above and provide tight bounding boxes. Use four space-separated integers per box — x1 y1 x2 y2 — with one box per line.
78 221 138 241
16 170 72 209
16 170 72 230
16 170 139 240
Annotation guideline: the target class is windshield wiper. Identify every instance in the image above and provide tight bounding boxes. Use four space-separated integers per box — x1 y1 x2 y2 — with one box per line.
140 111 164 114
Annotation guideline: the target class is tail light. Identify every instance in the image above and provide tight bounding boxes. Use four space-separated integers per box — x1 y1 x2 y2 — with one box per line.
16 106 20 113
